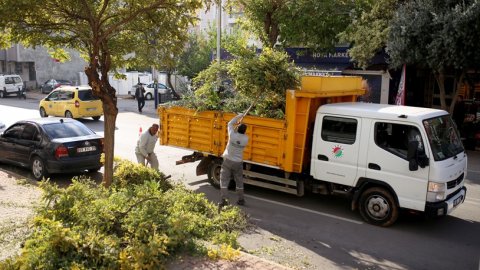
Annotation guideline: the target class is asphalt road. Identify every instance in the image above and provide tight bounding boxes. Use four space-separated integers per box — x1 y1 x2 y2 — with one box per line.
1 93 479 270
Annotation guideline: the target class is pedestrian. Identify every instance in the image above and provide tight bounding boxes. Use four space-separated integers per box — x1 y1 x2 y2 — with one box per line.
219 113 249 208
135 83 146 113
135 123 159 170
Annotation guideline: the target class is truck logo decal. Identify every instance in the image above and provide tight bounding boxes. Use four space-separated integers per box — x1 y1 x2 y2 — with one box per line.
332 145 344 158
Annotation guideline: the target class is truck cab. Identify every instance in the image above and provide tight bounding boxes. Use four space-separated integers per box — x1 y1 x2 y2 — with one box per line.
311 103 467 226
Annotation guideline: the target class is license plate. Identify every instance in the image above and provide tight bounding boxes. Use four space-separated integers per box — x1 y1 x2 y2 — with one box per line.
453 195 464 207
77 146 96 153
86 108 96 111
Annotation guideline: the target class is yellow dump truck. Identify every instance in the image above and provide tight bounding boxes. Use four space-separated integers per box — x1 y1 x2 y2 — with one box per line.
159 75 468 226
158 76 364 196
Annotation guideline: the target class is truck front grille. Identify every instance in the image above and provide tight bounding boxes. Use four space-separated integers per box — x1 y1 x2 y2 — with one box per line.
447 173 464 189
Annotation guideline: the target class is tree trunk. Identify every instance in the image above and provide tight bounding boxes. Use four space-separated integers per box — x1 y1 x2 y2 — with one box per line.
448 71 466 114
102 108 117 187
84 52 118 187
166 71 180 99
434 70 447 111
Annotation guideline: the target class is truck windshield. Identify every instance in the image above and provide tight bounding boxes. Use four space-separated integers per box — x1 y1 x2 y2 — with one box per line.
423 115 464 161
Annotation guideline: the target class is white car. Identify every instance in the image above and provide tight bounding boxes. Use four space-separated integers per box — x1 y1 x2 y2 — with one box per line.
128 82 171 100
0 121 6 133
0 75 24 98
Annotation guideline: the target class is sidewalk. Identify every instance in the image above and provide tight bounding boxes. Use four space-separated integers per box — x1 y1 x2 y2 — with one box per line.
0 167 292 270
166 252 292 270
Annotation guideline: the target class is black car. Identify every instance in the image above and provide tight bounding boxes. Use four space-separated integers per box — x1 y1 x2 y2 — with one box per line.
0 118 103 180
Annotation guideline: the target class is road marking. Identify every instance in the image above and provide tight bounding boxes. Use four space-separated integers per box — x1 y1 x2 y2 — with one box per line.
245 194 364 225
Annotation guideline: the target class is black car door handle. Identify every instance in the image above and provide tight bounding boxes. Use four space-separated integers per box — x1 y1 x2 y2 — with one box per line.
368 163 381 170
317 154 328 161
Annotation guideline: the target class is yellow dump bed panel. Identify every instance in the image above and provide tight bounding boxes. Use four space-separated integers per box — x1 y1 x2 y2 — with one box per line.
159 108 288 169
159 76 365 173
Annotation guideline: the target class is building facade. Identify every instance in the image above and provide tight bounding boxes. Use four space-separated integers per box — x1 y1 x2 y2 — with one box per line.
0 44 87 90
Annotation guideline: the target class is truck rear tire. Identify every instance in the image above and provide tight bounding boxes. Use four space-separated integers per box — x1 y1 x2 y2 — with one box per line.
207 159 222 188
359 187 399 227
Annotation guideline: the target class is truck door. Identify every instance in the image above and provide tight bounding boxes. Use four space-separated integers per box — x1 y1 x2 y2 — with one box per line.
366 121 429 211
311 115 361 186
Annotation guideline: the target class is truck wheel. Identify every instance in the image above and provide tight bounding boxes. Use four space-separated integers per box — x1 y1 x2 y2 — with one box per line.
207 159 222 188
359 187 399 227
0 90 5 98
31 156 49 181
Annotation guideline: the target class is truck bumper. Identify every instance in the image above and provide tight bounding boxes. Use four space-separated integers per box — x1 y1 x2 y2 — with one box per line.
425 187 467 217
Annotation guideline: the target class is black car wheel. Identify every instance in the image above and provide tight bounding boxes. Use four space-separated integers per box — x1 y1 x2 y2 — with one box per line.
145 93 153 100
65 111 73 118
0 90 5 98
92 116 101 121
39 107 48 117
31 156 49 181
359 187 399 227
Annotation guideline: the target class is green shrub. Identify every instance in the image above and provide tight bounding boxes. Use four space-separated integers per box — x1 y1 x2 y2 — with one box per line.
0 168 246 269
113 159 172 191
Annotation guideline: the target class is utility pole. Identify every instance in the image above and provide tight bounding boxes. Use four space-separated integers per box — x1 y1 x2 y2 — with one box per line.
216 0 221 63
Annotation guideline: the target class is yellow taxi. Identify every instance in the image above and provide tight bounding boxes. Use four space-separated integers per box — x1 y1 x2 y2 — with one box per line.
39 86 103 120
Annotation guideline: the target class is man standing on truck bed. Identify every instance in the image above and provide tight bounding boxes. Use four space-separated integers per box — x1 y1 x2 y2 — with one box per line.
219 114 249 208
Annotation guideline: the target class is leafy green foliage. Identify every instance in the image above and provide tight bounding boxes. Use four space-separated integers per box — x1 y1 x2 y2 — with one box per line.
339 0 398 69
113 159 172 191
0 164 246 269
227 0 354 49
0 0 211 187
387 0 480 110
170 48 300 118
176 32 213 79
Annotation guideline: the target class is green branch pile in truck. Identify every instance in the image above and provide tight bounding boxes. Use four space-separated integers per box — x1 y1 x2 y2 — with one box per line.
158 76 467 227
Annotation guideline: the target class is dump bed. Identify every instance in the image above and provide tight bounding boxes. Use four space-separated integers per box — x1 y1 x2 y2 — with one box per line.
158 76 365 173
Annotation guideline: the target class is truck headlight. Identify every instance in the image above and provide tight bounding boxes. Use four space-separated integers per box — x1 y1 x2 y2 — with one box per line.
427 181 446 202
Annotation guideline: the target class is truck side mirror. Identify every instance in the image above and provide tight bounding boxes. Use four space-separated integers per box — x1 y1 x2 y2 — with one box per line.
407 141 419 171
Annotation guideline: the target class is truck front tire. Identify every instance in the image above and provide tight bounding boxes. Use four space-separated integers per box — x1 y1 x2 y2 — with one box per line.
359 187 399 227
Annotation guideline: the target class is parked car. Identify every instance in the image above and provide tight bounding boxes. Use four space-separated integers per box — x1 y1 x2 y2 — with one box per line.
128 82 171 100
39 86 103 120
40 79 73 94
0 118 104 180
0 74 24 98
0 121 6 133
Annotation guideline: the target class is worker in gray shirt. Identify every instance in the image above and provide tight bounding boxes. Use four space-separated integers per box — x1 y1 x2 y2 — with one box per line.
135 124 159 170
219 114 249 207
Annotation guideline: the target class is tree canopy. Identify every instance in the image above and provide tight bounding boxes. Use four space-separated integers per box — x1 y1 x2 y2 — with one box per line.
339 0 398 69
228 0 354 50
387 0 480 111
0 0 209 186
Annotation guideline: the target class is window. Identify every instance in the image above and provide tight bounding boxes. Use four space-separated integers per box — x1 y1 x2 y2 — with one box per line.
21 124 39 141
47 91 59 101
3 124 24 139
43 121 94 139
58 91 73 100
13 76 22 84
78 90 99 101
321 116 357 144
374 122 424 160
